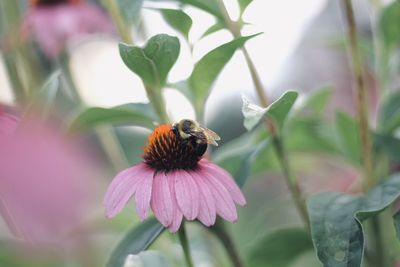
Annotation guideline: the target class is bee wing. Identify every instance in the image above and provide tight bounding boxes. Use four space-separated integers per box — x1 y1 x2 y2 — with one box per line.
201 127 220 146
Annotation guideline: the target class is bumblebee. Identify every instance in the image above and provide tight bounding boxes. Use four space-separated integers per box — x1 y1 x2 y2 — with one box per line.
172 119 221 157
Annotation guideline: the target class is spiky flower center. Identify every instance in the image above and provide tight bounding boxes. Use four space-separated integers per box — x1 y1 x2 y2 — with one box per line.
143 124 204 171
31 0 81 6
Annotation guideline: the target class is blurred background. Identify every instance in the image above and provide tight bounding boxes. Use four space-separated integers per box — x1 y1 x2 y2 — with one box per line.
0 0 399 266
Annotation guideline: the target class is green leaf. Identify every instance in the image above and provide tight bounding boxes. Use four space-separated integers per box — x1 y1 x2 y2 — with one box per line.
335 112 361 165
201 22 225 39
213 131 269 188
190 34 261 113
114 126 151 164
106 218 165 267
309 195 363 267
218 139 269 188
308 173 400 267
238 0 253 14
357 175 400 219
374 133 400 161
25 71 60 118
300 87 332 116
119 34 180 89
286 117 337 154
117 0 144 24
173 0 224 21
248 228 314 267
167 80 193 101
378 1 400 52
69 103 156 131
234 139 269 187
242 91 298 132
158 9 192 39
38 71 60 109
290 250 322 267
379 90 400 133
266 91 298 130
147 0 224 20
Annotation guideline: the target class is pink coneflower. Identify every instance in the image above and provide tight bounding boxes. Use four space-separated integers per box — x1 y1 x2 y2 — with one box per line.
25 0 113 58
104 122 246 232
0 113 101 243
0 108 18 136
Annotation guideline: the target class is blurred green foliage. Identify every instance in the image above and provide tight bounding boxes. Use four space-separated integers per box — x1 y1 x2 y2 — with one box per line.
2 0 400 266
308 174 400 267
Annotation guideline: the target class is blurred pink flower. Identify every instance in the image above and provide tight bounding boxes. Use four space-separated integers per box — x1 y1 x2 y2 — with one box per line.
299 156 361 195
0 109 18 136
25 0 114 58
0 112 100 243
104 124 246 232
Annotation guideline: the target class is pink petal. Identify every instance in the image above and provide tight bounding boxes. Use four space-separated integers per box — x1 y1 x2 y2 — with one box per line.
199 160 246 206
25 3 113 58
0 112 18 136
150 172 174 227
167 172 183 233
134 167 155 221
168 211 183 233
103 163 149 218
174 171 200 220
191 172 216 226
200 170 237 222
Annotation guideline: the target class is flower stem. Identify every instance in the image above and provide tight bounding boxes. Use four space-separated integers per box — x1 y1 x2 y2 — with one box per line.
211 220 246 267
102 0 133 44
178 222 194 267
216 0 309 229
0 0 42 105
145 86 170 123
342 1 385 266
215 0 268 106
342 0 375 190
241 47 269 106
272 137 310 229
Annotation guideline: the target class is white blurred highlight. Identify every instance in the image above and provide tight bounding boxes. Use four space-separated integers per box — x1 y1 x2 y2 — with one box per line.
164 89 196 122
70 38 148 107
124 255 143 267
0 54 15 105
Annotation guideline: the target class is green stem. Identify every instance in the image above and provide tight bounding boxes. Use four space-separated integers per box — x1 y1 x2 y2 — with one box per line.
102 0 133 44
342 1 386 266
145 86 169 123
178 222 194 267
342 0 375 189
215 0 268 106
273 137 310 229
0 0 40 105
211 220 246 267
370 216 388 267
216 0 309 229
241 47 269 106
